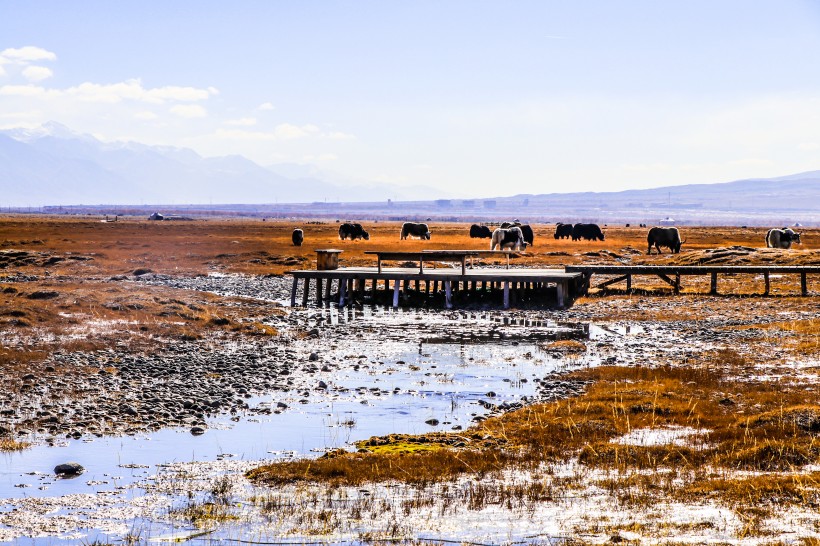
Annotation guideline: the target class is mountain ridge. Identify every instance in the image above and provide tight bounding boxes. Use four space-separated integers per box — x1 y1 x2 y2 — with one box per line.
2 122 819 219
0 122 449 206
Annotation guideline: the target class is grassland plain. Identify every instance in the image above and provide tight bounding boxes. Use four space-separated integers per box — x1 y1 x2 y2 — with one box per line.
2 214 820 543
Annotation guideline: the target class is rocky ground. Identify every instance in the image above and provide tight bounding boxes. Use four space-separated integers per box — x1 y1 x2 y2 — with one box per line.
2 268 816 447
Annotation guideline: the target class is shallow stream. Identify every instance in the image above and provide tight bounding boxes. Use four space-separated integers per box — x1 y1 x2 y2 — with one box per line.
0 306 655 543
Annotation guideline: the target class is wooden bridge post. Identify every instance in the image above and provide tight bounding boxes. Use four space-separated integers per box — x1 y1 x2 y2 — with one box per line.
444 281 453 309
556 281 565 309
674 273 681 295
355 278 364 303
802 272 808 296
324 277 332 303
316 278 323 305
710 272 718 295
764 272 770 296
338 278 346 307
626 274 632 293
302 278 311 306
290 277 298 307
392 281 401 308
503 282 510 309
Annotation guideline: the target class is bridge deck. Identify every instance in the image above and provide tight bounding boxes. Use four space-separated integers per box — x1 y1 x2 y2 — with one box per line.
565 265 820 295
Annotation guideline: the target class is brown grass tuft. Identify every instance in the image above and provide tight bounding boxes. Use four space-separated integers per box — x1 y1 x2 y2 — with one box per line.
0 438 30 451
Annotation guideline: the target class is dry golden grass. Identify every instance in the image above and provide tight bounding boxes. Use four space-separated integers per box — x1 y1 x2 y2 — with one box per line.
249 360 820 493
1 216 818 277
0 278 278 372
0 439 30 451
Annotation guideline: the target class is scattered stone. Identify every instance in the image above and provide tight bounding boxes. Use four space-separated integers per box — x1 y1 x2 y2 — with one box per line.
190 426 206 436
54 462 84 477
26 290 59 300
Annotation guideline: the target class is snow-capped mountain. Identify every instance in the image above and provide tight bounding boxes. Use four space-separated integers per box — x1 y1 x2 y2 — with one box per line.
0 122 444 206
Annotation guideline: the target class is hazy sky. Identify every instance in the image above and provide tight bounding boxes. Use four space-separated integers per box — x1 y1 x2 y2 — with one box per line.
2 1 820 197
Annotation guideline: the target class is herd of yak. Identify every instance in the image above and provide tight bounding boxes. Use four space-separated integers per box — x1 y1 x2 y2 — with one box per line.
290 221 803 255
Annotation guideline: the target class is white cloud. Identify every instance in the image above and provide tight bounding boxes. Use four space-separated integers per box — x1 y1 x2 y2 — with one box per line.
325 130 355 140
170 104 207 118
22 65 53 82
0 46 57 63
148 84 213 102
134 111 159 120
274 123 319 139
63 79 214 104
225 117 257 127
0 84 61 99
214 128 276 141
727 158 775 168
0 110 44 120
212 123 348 143
302 153 338 162
257 102 275 111
0 65 6 78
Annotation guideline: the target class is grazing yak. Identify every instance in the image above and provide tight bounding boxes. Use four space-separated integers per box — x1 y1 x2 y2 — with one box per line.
469 224 493 238
766 228 802 249
571 223 605 241
491 227 527 251
291 229 304 246
497 221 535 246
647 226 686 254
519 224 535 246
401 222 431 240
554 223 574 239
338 222 370 241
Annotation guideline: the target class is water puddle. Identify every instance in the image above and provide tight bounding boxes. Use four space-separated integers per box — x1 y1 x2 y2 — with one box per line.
0 339 587 496
0 303 673 543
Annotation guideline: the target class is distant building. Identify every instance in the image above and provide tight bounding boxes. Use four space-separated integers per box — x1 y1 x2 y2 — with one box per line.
659 217 675 226
462 199 475 208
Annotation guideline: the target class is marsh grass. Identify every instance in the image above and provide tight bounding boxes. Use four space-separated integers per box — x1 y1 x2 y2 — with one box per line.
249 360 820 532
0 438 30 451
2 217 817 277
0 277 283 375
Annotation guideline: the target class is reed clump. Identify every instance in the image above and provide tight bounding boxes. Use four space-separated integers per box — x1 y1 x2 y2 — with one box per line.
247 446 514 487
0 438 30 451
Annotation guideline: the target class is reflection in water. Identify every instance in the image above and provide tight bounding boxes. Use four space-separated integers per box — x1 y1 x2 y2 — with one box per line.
0 307 620 544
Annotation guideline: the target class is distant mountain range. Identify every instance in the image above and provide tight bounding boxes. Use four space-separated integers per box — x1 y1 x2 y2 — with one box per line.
504 170 820 213
2 122 820 226
0 122 448 206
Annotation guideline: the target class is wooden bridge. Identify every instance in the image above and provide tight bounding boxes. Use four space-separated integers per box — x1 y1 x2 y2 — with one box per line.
566 265 820 296
288 250 819 310
289 250 581 309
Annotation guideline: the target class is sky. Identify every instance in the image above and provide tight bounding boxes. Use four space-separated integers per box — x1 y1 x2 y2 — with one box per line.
2 1 820 198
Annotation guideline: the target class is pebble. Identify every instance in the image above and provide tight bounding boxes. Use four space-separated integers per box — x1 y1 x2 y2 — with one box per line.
54 462 84 476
